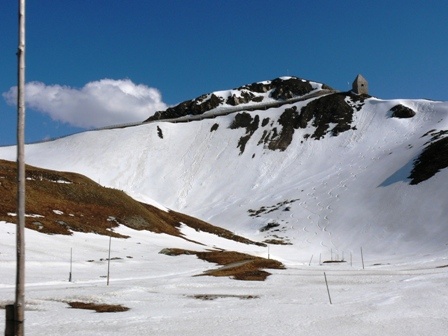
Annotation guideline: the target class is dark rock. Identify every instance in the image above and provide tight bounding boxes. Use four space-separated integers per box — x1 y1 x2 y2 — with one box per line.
210 123 219 132
226 91 256 106
270 77 314 100
262 92 363 151
409 136 448 184
267 107 299 151
260 222 280 232
145 76 333 122
147 93 224 121
229 113 260 154
391 104 416 118
299 92 363 140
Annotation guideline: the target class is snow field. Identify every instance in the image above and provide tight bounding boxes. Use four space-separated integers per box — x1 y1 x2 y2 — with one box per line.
1 223 447 335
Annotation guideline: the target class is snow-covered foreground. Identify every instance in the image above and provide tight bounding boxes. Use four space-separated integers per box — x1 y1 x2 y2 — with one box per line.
1 222 447 335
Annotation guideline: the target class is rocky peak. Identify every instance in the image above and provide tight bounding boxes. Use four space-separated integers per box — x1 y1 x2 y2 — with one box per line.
145 76 334 122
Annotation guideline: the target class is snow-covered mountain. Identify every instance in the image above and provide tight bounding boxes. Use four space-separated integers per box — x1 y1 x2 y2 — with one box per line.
1 76 448 335
1 75 447 260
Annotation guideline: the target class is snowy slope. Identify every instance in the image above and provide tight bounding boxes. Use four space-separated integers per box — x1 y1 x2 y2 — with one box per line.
1 221 446 336
1 83 447 261
1 76 448 335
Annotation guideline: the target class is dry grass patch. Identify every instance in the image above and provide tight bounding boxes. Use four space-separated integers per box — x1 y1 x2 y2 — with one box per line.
263 238 292 245
167 209 265 246
67 301 129 313
0 159 262 246
0 159 180 237
160 248 284 281
189 294 259 300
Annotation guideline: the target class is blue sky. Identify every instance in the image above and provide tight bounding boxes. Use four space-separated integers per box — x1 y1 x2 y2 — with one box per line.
1 0 447 146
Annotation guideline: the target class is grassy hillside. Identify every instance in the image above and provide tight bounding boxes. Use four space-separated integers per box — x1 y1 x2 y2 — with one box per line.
0 159 260 245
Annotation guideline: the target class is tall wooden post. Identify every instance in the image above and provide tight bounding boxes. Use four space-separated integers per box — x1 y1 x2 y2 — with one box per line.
324 272 332 304
361 247 365 270
107 233 112 286
69 248 73 282
15 0 26 335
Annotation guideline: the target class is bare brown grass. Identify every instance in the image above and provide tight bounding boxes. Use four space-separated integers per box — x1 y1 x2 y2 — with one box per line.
0 159 261 246
161 248 284 281
67 301 129 313
189 294 259 300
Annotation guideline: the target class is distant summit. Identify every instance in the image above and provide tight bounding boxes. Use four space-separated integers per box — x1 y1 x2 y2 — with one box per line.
146 76 335 122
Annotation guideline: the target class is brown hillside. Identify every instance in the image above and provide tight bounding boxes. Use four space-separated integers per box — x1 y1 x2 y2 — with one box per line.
0 159 261 246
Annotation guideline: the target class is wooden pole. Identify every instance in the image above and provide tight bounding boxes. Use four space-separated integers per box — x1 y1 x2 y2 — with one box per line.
107 233 112 286
324 272 332 304
69 248 73 282
361 247 365 270
15 0 26 335
5 304 15 336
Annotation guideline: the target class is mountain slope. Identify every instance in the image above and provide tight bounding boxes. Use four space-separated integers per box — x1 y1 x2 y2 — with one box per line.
0 159 262 246
1 76 447 262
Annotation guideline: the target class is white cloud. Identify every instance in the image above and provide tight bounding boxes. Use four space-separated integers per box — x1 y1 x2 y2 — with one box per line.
3 79 167 128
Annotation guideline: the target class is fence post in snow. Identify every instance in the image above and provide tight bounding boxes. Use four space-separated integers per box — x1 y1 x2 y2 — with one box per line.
107 233 112 286
324 272 332 304
361 247 365 270
69 248 73 282
5 304 15 336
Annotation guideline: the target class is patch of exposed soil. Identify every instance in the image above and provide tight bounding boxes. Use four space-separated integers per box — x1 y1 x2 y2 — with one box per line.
67 301 129 313
189 294 259 300
263 238 292 245
166 209 265 246
160 248 284 281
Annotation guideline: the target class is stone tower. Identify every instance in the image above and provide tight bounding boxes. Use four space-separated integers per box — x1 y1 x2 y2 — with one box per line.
352 74 368 95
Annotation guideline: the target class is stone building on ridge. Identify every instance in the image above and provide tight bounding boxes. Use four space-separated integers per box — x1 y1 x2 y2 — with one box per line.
352 74 368 95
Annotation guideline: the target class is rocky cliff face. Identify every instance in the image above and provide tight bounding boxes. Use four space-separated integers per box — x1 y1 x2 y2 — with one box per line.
145 76 334 121
410 130 448 184
227 91 368 153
